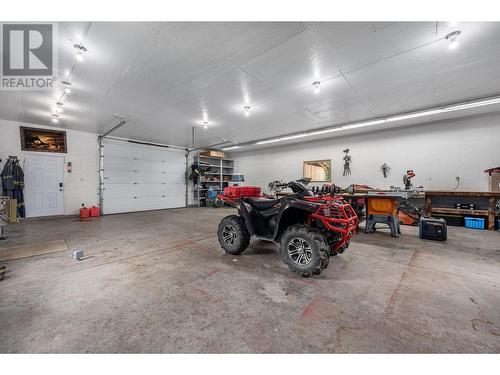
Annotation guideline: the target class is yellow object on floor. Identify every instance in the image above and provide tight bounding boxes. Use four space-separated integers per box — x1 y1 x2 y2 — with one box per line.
0 240 68 262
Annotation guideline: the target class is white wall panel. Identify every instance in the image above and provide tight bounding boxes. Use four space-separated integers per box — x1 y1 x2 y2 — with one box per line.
0 119 99 215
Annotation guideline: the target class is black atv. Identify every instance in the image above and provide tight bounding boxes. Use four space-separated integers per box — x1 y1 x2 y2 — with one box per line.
217 179 358 277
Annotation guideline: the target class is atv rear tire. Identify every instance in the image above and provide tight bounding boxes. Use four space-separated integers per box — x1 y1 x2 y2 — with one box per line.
218 215 250 255
279 224 330 277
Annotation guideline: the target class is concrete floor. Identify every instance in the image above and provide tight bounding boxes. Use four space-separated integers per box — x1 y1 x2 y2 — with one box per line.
0 207 499 353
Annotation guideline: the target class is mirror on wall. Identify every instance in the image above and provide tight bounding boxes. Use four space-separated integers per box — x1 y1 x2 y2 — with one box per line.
303 159 331 182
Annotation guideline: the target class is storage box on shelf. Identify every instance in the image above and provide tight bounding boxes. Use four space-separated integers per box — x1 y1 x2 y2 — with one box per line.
193 154 234 207
425 191 500 230
200 150 224 158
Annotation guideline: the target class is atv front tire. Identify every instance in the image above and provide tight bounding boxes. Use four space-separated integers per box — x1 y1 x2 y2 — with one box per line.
279 224 330 277
217 215 250 255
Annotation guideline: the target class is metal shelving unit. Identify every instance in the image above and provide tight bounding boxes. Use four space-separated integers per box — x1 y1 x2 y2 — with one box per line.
193 155 234 207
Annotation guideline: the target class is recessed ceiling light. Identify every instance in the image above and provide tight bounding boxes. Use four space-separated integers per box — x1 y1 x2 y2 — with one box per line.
244 105 251 116
61 80 72 94
51 113 59 123
73 43 87 61
202 121 209 129
56 101 64 107
446 31 461 50
312 81 321 94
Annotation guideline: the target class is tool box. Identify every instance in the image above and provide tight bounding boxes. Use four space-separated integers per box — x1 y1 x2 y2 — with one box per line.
419 217 447 241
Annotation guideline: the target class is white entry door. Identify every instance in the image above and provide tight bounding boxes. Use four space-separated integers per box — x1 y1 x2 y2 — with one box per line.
24 154 65 217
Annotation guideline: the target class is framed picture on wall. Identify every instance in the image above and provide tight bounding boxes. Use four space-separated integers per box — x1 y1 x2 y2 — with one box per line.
303 159 332 182
20 126 67 153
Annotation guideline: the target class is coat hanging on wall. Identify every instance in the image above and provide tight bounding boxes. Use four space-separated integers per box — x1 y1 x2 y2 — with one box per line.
1 156 25 218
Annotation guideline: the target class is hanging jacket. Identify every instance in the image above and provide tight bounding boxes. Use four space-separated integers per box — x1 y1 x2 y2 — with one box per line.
1 160 14 197
12 160 26 218
12 160 25 190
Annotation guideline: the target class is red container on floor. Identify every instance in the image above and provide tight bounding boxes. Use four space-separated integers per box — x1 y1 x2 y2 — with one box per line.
90 206 100 217
224 186 261 198
80 206 90 219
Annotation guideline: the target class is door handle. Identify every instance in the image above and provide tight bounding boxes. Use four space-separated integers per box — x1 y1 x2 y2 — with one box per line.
59 182 63 191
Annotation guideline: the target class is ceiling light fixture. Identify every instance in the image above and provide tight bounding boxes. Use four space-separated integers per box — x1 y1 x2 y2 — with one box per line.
385 109 444 122
312 81 321 94
307 126 345 136
61 80 72 94
244 105 251 116
246 95 500 147
202 121 209 129
222 145 242 151
73 43 87 61
442 97 500 112
446 30 461 50
341 119 387 130
51 113 59 123
56 101 64 107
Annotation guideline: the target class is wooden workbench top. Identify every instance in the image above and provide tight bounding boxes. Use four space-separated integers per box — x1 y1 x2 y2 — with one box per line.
425 191 500 197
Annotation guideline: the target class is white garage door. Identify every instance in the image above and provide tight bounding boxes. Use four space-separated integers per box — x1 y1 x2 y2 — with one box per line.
102 140 186 214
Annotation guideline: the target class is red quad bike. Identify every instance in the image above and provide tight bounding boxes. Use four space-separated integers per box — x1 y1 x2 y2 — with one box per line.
217 179 358 277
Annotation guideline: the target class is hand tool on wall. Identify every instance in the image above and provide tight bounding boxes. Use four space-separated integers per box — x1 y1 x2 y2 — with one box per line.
381 163 390 178
342 149 352 176
403 170 416 190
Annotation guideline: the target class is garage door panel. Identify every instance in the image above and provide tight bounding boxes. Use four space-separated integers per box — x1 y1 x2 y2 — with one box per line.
104 142 185 161
104 195 185 214
103 170 185 184
103 183 184 199
104 158 180 173
102 140 186 214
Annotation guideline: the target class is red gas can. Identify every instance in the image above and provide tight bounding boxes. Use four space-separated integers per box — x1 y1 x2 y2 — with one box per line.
80 204 90 219
90 206 100 217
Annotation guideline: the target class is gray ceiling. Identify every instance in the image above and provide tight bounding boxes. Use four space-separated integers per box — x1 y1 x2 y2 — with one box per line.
1 22 500 148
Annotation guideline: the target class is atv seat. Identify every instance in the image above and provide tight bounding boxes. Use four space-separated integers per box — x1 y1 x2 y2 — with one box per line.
244 197 281 210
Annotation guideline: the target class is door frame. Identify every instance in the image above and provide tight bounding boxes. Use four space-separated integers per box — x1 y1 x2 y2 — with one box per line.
24 152 66 217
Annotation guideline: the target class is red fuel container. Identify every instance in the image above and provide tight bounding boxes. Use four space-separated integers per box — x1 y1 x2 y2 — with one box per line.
80 206 90 219
90 206 100 217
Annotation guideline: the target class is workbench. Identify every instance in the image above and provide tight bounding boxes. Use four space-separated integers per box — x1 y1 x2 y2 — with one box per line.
425 191 500 230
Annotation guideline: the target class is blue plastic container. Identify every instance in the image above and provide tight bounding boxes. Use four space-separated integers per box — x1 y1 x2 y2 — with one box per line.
464 217 485 230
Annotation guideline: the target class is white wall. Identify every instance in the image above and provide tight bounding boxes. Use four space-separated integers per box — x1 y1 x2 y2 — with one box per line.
231 113 500 193
0 119 99 215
